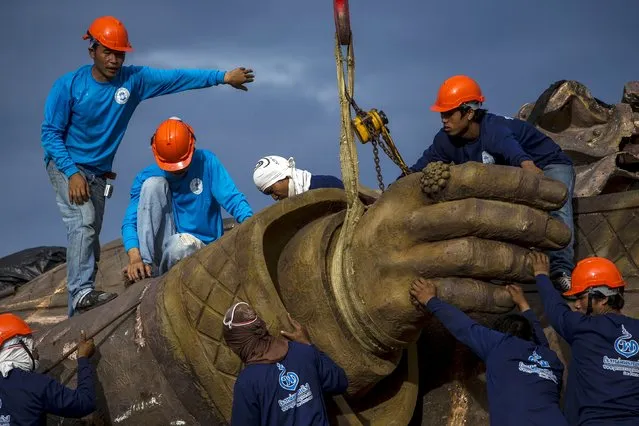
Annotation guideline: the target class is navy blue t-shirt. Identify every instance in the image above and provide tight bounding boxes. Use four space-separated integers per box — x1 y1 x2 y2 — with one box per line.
407 113 572 174
309 175 344 190
231 341 348 426
537 274 639 425
426 297 567 426
0 357 96 425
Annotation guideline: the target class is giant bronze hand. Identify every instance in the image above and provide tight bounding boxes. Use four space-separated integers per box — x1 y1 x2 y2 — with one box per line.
342 161 571 354
278 161 571 400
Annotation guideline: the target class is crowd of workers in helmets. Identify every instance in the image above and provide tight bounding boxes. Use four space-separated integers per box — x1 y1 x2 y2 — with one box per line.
0 13 634 426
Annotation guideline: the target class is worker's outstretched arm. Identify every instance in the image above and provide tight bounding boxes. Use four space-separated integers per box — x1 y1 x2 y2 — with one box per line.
41 357 96 418
425 297 505 360
506 284 550 347
208 153 253 223
530 252 583 344
41 76 79 178
407 146 433 174
399 134 452 180
536 274 584 344
134 66 226 100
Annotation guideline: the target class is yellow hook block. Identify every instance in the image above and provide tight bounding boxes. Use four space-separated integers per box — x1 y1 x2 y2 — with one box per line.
352 109 388 144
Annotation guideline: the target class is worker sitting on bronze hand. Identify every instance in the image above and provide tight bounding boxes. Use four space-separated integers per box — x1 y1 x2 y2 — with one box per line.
402 75 576 293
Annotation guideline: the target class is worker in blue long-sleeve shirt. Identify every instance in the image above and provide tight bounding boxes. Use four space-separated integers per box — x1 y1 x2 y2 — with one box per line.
223 302 348 426
410 278 568 426
122 117 253 283
41 15 255 316
531 251 639 425
0 313 96 424
402 75 575 293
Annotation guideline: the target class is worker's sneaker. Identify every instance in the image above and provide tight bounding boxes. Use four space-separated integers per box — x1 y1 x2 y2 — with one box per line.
553 273 572 293
75 290 118 313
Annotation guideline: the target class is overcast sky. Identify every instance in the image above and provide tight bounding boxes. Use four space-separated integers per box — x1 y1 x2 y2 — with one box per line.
0 1 637 257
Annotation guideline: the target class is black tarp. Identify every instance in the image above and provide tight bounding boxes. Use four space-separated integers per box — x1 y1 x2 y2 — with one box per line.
0 246 66 297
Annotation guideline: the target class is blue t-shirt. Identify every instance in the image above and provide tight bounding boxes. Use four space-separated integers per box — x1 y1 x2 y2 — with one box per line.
309 175 344 190
425 297 567 426
231 341 348 426
121 149 253 252
407 113 572 174
0 358 95 425
537 274 639 425
41 64 226 177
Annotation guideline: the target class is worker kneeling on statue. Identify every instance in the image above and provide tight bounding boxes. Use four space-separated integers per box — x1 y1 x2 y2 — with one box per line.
405 75 575 292
122 117 253 282
223 302 348 426
410 278 568 426
0 313 96 423
532 252 639 425
253 155 344 201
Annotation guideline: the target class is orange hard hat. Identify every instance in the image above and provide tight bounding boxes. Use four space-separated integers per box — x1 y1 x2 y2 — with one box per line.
151 117 196 172
0 313 33 348
82 16 133 52
431 75 485 112
564 256 625 297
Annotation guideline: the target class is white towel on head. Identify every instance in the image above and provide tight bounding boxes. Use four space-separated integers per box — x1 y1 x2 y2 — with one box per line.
253 156 312 196
287 158 312 197
0 336 39 377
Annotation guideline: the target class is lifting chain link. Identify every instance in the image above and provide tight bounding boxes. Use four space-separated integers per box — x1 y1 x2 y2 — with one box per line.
370 140 385 191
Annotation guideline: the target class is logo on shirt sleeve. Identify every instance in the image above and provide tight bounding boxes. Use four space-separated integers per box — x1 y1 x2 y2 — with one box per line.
114 87 130 105
189 178 203 195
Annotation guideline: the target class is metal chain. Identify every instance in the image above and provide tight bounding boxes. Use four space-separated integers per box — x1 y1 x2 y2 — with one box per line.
371 140 385 191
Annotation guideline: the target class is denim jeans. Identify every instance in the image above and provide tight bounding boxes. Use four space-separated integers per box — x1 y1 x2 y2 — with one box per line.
137 177 205 276
543 163 576 277
46 161 106 317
